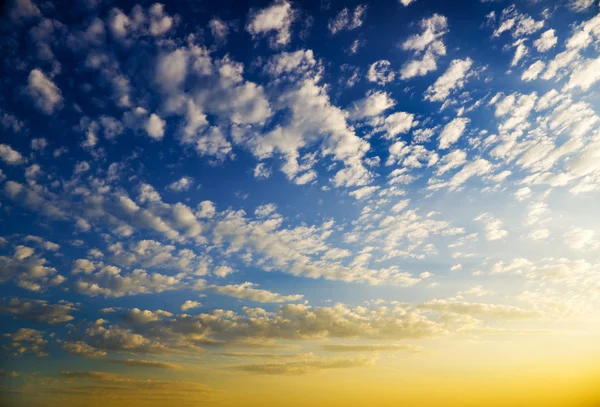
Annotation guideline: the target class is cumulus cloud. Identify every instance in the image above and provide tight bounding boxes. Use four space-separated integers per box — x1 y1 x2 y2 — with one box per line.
424 58 473 102
521 60 546 81
474 213 508 241
328 5 367 35
0 298 77 324
367 60 395 85
0 144 26 165
3 328 48 357
202 282 304 303
246 0 296 48
400 14 448 79
534 29 557 52
167 176 194 192
438 117 469 149
181 300 201 312
27 69 63 114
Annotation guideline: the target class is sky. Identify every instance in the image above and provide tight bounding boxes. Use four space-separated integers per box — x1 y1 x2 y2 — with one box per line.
1 0 600 405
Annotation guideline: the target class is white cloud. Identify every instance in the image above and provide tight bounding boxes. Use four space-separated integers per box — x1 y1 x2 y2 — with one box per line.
424 58 473 102
204 282 304 303
145 113 166 140
8 0 40 23
436 150 467 175
534 29 557 52
521 60 545 81
399 0 416 6
108 3 174 40
0 144 25 165
367 60 395 85
564 228 598 251
27 69 63 114
0 298 77 324
254 163 272 179
493 6 544 39
349 186 379 200
511 43 528 67
474 213 508 241
246 0 296 48
328 5 367 35
374 112 415 140
402 14 447 51
564 57 600 91
400 14 447 79
209 18 230 43
213 265 236 278
438 117 469 149
181 300 201 312
167 176 194 192
570 0 596 12
347 91 395 120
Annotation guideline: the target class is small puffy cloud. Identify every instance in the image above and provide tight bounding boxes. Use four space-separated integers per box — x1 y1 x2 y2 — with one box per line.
209 18 231 43
254 163 272 179
74 161 91 175
27 69 63 114
124 108 166 140
511 43 528 67
367 60 395 85
108 3 174 40
3 328 48 357
399 0 416 5
375 112 415 140
30 138 48 151
529 228 550 240
60 340 107 358
521 60 546 81
0 298 77 324
145 113 166 140
436 150 467 175
347 91 395 120
492 6 544 39
0 246 64 292
424 58 473 102
564 57 600 92
255 203 277 218
564 228 598 251
8 0 40 23
246 0 297 48
402 14 447 52
205 282 304 303
534 29 557 52
213 265 236 278
570 0 596 12
514 187 532 201
438 117 469 149
400 14 447 80
196 200 216 219
167 176 194 192
181 300 201 312
474 213 508 241
349 186 379 200
0 144 25 165
328 5 367 35
155 48 188 90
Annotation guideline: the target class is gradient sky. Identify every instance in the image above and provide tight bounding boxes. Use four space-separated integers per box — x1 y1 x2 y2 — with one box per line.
1 0 600 405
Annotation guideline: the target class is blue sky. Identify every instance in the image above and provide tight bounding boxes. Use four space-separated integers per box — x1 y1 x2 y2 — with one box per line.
1 0 600 404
